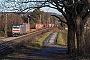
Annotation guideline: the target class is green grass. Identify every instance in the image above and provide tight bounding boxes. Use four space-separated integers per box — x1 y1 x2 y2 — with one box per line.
57 31 67 46
28 32 52 47
57 32 61 44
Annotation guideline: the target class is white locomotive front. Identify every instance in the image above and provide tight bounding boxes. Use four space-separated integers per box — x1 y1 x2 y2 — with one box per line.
12 25 26 36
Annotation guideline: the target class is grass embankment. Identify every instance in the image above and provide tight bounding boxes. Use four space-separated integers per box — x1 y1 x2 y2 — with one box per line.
57 30 67 46
28 32 52 47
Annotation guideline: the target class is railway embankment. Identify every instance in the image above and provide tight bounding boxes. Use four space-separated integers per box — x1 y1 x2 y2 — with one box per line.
0 28 52 58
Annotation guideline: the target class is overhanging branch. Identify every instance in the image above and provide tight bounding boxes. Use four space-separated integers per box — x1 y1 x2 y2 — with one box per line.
51 15 67 24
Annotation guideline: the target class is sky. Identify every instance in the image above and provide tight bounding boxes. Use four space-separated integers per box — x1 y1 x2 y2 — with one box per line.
41 7 62 15
0 0 61 15
28 7 61 14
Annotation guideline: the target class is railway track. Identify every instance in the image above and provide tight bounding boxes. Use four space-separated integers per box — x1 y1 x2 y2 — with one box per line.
0 28 51 57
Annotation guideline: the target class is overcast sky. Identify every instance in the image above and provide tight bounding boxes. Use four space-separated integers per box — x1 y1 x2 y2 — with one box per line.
41 7 61 15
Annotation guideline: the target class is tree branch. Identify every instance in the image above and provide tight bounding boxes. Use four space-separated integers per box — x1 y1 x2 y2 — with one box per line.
51 15 67 24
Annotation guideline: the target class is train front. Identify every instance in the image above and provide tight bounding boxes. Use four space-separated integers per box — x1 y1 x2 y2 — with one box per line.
12 25 20 36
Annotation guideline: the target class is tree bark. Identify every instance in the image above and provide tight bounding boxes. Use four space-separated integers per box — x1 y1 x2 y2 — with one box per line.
76 16 85 54
5 14 8 37
67 23 75 54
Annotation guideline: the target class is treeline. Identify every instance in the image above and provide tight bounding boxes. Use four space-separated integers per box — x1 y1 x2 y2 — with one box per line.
0 8 57 37
0 14 23 36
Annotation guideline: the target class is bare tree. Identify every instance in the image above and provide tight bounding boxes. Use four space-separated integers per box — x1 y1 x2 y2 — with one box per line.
0 0 90 54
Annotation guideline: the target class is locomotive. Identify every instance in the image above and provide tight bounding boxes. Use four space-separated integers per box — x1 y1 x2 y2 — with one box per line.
12 23 30 36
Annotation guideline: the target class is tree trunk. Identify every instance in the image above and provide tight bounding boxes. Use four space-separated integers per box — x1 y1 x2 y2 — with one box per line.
76 16 85 54
67 24 75 54
5 14 8 37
